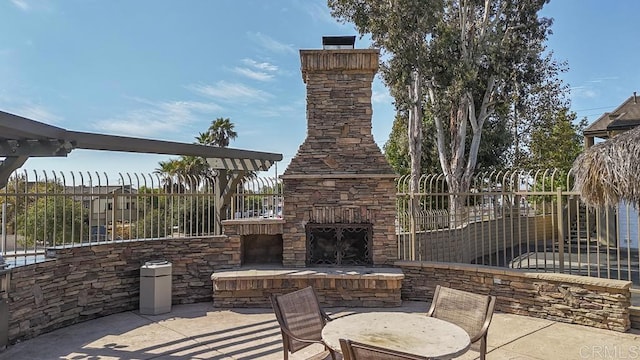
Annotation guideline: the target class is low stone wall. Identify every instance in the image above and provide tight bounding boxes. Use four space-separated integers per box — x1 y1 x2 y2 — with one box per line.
212 267 404 308
5 236 239 343
397 261 632 332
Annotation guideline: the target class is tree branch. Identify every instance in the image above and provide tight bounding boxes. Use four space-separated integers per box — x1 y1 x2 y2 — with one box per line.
477 76 497 128
428 84 451 178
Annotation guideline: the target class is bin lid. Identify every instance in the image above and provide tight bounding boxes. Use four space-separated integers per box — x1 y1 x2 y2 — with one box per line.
141 260 172 276
145 260 170 266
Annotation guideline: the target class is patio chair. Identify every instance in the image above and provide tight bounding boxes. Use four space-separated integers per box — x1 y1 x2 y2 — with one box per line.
270 286 339 360
339 338 429 360
426 285 496 360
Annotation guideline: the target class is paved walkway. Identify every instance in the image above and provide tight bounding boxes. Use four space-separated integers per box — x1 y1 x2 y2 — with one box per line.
1 301 638 360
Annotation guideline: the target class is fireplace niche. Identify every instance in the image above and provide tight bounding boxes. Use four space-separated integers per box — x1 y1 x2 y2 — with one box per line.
241 234 283 265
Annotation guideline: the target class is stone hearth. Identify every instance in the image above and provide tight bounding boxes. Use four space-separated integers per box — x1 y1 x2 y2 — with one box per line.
212 267 403 308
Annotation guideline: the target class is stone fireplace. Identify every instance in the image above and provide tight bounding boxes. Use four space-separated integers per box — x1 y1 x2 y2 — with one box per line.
280 39 397 267
213 39 403 308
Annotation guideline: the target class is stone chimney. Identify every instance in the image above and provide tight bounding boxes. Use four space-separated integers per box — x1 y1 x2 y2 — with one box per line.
281 38 396 267
284 46 393 176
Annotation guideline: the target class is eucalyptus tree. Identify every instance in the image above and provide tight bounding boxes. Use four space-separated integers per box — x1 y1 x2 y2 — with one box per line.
503 52 570 168
329 0 554 218
384 110 511 175
384 112 439 176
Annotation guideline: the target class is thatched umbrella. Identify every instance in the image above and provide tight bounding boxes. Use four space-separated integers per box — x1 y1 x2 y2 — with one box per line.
572 125 640 208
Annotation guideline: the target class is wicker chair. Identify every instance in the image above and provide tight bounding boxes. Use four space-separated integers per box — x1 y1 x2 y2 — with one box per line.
339 338 429 360
426 285 496 360
270 286 339 360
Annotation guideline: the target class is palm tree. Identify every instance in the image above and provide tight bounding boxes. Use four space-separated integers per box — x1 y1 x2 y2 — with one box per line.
178 156 208 179
202 118 237 147
155 159 180 177
155 118 239 190
195 132 212 146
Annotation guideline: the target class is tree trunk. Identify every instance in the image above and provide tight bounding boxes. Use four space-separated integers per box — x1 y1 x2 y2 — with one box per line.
431 92 487 229
408 71 422 259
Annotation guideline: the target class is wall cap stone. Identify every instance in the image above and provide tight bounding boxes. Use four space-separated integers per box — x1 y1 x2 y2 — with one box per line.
394 260 632 290
211 266 403 281
222 219 285 225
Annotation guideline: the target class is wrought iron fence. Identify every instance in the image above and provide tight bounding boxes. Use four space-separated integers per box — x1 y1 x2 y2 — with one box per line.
3 167 639 288
0 170 284 268
230 176 282 220
0 170 218 267
396 169 640 286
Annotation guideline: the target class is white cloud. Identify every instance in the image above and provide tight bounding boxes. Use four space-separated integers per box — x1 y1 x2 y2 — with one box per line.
233 67 274 81
247 32 296 55
251 104 299 117
93 99 222 137
241 58 278 72
234 59 279 81
570 86 598 99
10 0 30 11
297 0 343 26
8 0 54 13
188 81 272 103
372 89 393 104
571 76 618 100
587 76 619 84
0 101 62 125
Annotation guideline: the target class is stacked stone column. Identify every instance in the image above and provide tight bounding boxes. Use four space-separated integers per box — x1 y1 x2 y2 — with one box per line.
281 48 396 267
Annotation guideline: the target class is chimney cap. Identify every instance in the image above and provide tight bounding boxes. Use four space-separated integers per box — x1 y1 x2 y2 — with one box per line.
322 36 356 50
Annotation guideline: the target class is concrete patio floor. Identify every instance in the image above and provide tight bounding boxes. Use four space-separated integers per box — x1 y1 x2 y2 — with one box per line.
1 301 638 360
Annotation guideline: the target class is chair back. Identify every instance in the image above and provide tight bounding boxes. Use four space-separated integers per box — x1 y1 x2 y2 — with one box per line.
339 339 427 360
271 286 327 353
427 285 495 343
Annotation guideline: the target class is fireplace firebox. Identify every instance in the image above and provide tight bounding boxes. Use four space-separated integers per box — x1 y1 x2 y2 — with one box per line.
306 223 372 266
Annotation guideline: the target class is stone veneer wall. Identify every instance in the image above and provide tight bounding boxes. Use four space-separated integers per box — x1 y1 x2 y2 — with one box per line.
397 261 632 332
5 236 239 343
281 49 397 267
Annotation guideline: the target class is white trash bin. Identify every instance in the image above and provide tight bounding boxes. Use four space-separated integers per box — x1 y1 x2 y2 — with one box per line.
139 260 172 315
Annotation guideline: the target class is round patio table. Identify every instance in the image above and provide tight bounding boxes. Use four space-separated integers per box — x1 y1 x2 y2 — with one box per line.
321 312 471 359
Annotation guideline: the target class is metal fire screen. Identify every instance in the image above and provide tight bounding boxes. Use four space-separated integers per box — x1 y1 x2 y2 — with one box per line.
306 223 372 266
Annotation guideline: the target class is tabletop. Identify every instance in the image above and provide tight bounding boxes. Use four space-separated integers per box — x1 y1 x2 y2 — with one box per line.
321 312 471 359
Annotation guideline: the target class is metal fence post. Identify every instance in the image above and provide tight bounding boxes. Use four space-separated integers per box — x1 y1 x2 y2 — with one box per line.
409 191 416 261
556 187 565 273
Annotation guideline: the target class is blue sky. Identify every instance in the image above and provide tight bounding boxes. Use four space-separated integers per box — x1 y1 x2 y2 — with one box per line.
1 0 639 178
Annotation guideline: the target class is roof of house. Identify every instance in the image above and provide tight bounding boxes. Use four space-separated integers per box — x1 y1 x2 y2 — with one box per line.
584 93 640 139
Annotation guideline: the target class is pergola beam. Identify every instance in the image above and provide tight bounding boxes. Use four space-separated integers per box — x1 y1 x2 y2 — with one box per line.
67 131 281 161
0 139 74 157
